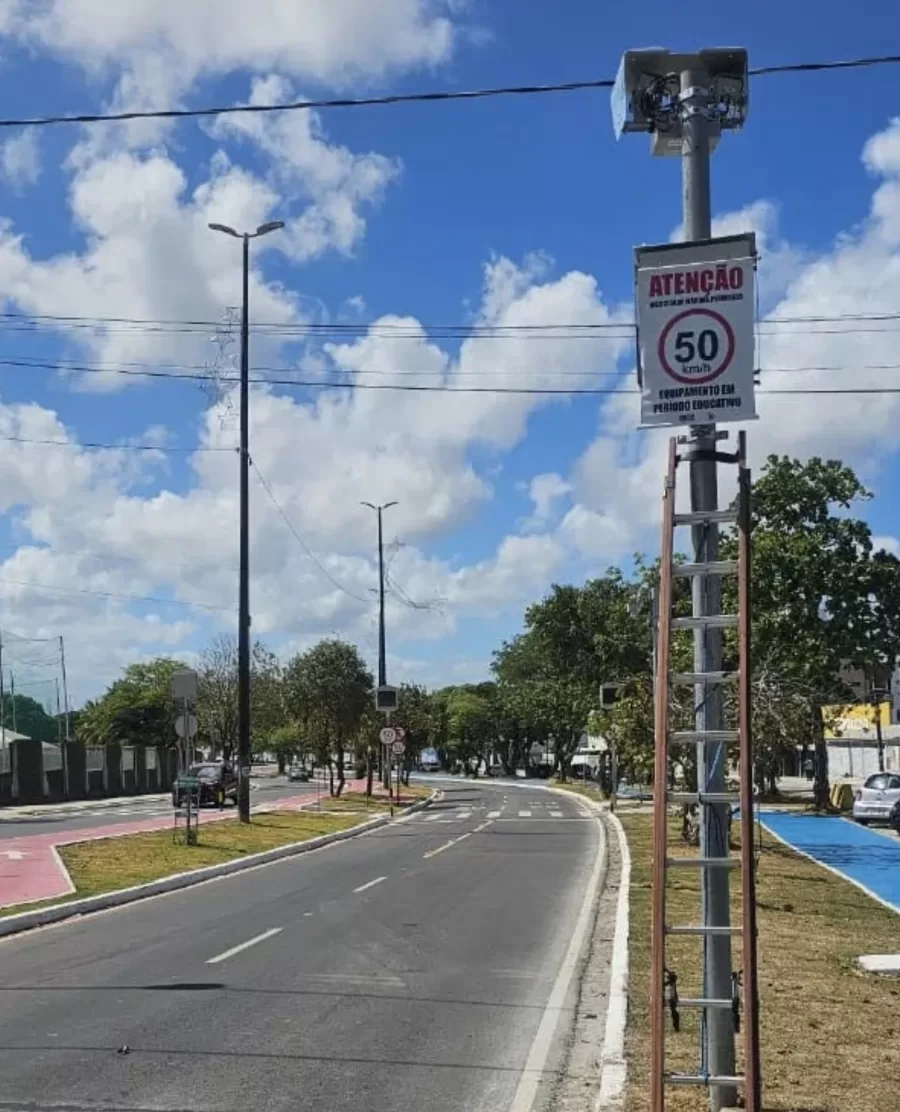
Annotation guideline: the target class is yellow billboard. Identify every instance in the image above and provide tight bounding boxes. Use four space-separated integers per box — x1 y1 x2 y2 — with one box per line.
822 701 891 739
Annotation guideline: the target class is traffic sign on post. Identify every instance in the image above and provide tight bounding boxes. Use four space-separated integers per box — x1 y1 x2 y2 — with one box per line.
634 234 757 428
391 739 406 756
379 726 396 746
171 669 199 703
174 713 198 740
393 726 406 741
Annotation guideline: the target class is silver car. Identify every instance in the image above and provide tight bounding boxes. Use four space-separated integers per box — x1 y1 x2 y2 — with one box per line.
852 772 900 825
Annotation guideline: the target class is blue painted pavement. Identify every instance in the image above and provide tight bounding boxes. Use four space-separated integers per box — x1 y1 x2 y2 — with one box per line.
760 812 900 913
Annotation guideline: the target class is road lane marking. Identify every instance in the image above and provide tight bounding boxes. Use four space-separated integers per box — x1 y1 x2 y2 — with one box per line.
455 811 472 819
510 810 606 1112
550 810 564 818
353 875 387 894
423 832 471 858
518 810 532 818
487 810 501 818
206 927 283 965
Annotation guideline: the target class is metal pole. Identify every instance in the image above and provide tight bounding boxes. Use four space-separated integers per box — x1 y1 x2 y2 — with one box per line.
875 695 885 773
681 66 736 1109
10 672 16 733
377 506 386 688
59 636 70 742
238 232 251 823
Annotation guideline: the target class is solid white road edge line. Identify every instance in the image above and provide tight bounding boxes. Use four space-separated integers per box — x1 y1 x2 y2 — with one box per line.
596 811 630 1110
509 807 608 1112
353 875 387 894
206 927 283 965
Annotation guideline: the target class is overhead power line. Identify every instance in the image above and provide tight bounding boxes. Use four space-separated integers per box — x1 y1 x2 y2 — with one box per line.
0 577 233 612
250 460 371 604
0 431 237 453
0 54 897 130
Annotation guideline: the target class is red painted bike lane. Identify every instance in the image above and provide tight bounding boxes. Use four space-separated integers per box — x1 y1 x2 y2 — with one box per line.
0 780 372 910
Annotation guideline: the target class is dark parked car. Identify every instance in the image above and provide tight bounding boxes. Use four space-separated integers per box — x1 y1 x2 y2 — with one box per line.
173 762 238 807
890 797 900 834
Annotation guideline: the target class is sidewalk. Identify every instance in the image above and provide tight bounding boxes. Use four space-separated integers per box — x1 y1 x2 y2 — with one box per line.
0 781 369 910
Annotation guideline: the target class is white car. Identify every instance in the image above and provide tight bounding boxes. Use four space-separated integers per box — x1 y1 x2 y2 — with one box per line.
852 772 900 825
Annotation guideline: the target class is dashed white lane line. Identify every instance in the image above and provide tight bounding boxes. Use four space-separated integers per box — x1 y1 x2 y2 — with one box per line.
550 810 564 818
353 875 387 894
518 810 532 818
206 927 283 965
487 810 502 819
455 811 472 819
423 832 472 859
423 814 442 823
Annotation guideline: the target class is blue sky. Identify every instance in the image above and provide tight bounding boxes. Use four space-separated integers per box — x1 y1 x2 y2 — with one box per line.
0 1 897 705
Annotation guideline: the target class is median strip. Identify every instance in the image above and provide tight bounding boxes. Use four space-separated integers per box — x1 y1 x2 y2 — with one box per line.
207 926 283 965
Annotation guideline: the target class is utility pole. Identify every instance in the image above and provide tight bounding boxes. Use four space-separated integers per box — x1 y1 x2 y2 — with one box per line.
362 500 398 790
614 47 750 1110
10 672 16 733
56 678 62 743
209 219 284 822
680 63 737 1112
59 635 70 742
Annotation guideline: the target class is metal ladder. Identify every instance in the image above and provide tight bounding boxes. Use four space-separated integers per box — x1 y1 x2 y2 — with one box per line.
649 431 761 1112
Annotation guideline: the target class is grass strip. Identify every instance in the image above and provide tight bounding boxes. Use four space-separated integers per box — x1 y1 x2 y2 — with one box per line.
0 811 369 919
621 812 900 1112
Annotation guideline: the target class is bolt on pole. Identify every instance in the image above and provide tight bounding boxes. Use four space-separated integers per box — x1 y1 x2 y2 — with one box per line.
680 66 737 1110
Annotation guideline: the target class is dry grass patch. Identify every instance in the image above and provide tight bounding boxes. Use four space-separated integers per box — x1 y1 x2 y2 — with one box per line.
621 812 900 1112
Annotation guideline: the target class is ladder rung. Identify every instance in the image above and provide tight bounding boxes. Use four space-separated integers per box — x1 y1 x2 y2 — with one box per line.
666 923 742 936
673 559 738 578
677 997 735 1009
671 671 737 685
667 1074 744 1088
666 856 740 868
673 509 738 527
671 614 739 630
669 792 739 805
671 730 739 744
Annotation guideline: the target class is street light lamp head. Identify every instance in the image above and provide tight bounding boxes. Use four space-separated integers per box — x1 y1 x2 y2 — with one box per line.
256 221 285 237
208 222 240 237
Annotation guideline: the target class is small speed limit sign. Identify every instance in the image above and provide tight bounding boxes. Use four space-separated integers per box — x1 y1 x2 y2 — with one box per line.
658 308 734 385
391 739 406 756
379 726 396 746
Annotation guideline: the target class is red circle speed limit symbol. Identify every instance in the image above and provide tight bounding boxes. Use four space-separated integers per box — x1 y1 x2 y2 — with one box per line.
657 308 735 385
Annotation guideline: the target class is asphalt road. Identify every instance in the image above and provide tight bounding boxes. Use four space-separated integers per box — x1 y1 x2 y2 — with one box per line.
0 782 604 1112
0 776 314 840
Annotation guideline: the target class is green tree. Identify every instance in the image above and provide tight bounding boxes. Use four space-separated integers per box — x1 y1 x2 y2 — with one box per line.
283 639 372 796
77 658 182 747
723 455 900 805
196 635 285 757
0 692 59 744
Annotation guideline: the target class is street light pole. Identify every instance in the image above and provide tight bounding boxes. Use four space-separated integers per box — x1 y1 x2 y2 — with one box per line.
209 219 284 823
362 500 398 789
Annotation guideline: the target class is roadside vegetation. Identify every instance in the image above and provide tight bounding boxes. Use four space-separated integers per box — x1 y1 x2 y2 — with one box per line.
621 812 900 1112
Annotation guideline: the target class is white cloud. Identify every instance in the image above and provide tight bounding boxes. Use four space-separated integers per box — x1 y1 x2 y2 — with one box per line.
5 0 458 127
0 129 40 190
208 75 400 261
520 472 570 531
556 118 900 569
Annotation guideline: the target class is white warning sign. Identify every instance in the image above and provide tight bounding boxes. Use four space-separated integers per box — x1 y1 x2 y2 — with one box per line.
634 234 757 427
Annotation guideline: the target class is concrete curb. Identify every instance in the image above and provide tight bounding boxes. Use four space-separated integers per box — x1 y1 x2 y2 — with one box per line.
0 791 436 941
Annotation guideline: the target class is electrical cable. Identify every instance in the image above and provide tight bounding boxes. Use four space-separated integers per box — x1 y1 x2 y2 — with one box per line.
0 577 233 612
249 459 371 604
0 431 237 453
0 54 897 130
